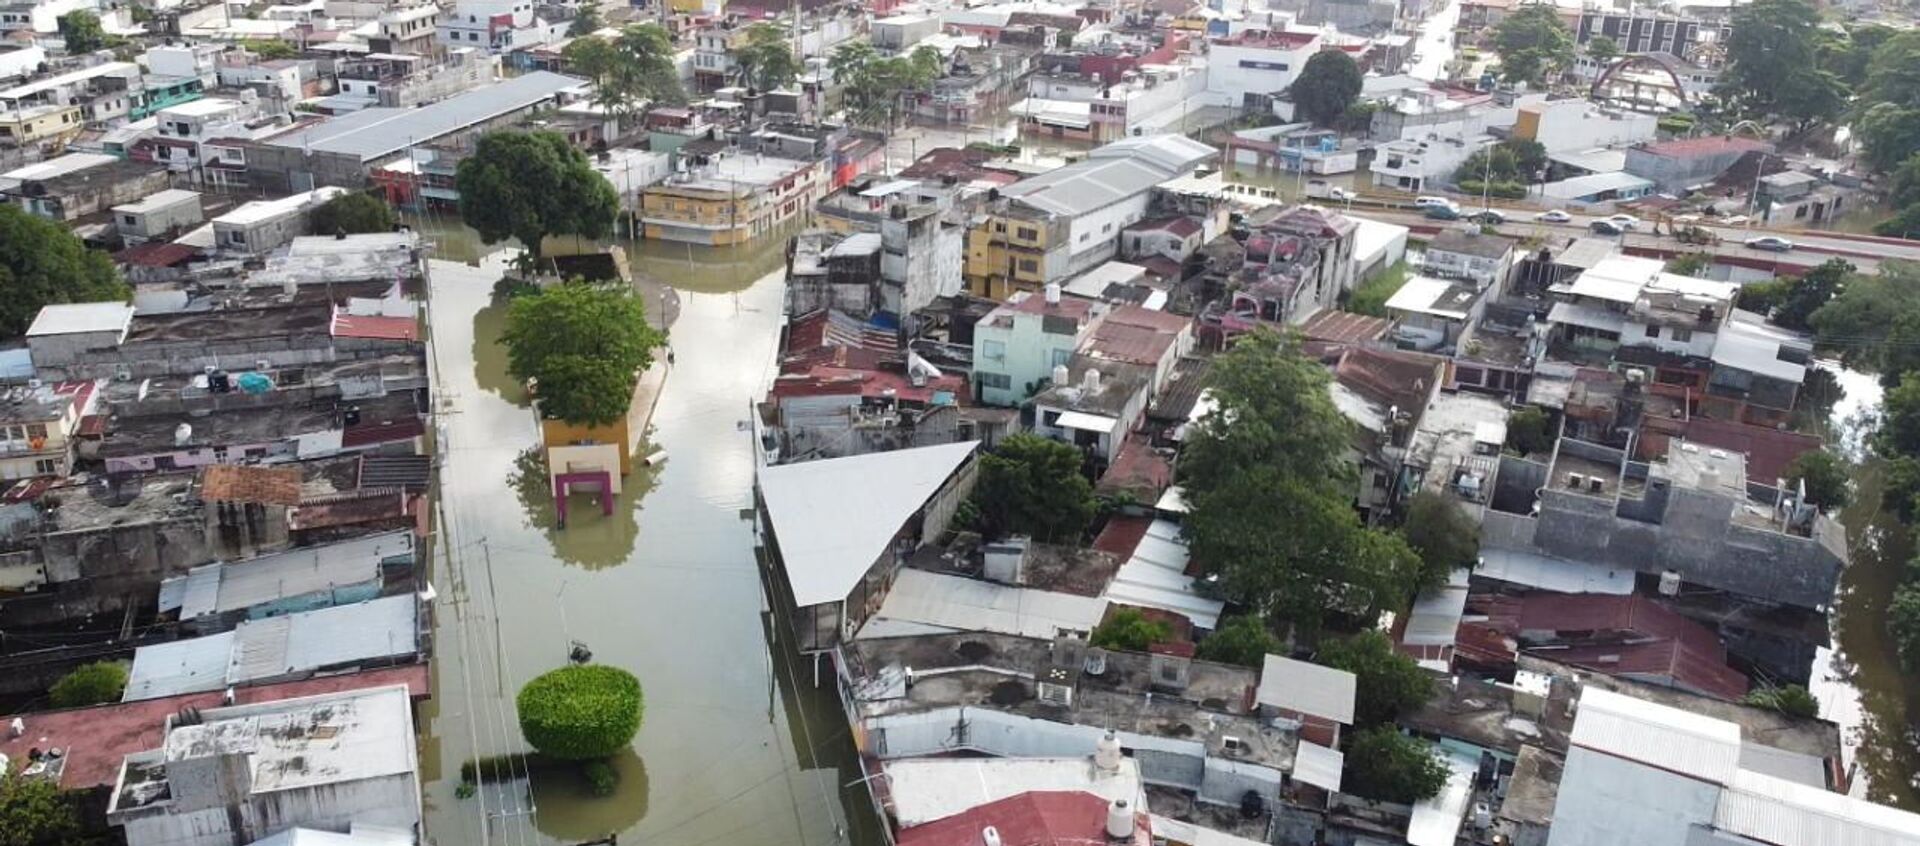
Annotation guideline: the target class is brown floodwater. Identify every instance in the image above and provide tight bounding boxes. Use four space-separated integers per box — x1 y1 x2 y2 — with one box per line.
412 216 884 846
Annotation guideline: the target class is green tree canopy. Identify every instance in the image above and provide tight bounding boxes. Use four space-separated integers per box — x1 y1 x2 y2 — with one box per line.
1666 253 1712 276
457 131 619 260
517 665 644 760
1180 330 1423 633
1505 406 1555 457
1809 259 1920 376
567 3 600 37
1784 449 1851 510
310 191 396 236
48 660 127 708
1877 372 1920 460
1741 684 1820 718
833 42 942 127
241 38 298 60
736 23 802 93
1343 726 1449 804
1290 50 1363 127
1196 614 1281 668
1768 258 1852 332
0 204 130 337
1091 608 1172 652
562 24 686 119
58 11 109 53
1890 583 1920 671
1401 492 1478 591
1883 456 1920 523
972 433 1095 543
1586 35 1618 65
1317 629 1434 727
1492 5 1575 86
502 282 666 426
0 772 85 846
1714 0 1848 129
1454 140 1547 185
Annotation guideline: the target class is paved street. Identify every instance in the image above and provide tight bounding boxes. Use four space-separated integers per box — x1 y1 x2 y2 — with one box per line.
1408 0 1461 82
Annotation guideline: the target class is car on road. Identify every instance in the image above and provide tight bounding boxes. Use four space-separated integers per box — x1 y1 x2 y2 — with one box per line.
1424 203 1464 220
1605 214 1641 230
1413 196 1453 209
1721 214 1751 226
1745 236 1795 252
1589 219 1626 235
1535 210 1572 223
1470 209 1507 224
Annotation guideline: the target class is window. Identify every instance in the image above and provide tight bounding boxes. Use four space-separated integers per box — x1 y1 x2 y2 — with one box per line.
1051 349 1071 367
123 215 137 226
1018 259 1038 273
1671 327 1693 343
26 424 47 440
33 459 57 475
982 340 1006 360
1016 226 1038 241
980 372 1011 389
1644 325 1660 338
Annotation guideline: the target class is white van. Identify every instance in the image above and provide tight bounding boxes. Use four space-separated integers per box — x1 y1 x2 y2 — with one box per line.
1413 196 1452 208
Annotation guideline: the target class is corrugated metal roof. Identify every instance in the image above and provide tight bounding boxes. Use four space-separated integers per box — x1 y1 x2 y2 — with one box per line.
1000 135 1215 217
1402 568 1471 647
123 631 239 701
1570 686 1742 784
861 568 1107 640
1407 752 1477 846
1104 518 1222 630
758 442 979 607
264 72 584 162
884 757 1143 828
265 593 418 681
1715 768 1920 846
1291 740 1344 792
1256 655 1356 725
178 531 410 619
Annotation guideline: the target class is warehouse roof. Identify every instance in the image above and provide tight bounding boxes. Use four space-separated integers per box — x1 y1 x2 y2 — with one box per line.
263 72 583 162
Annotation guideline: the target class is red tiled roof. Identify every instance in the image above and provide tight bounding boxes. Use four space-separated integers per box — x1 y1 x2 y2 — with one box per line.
342 417 425 449
1092 514 1152 558
287 489 409 531
1335 346 1441 413
114 242 199 268
1300 309 1391 345
331 312 419 342
768 366 969 405
1679 417 1822 483
1136 255 1184 280
1084 320 1176 366
1636 136 1771 159
0 664 428 790
1516 593 1724 659
1096 435 1172 498
900 791 1150 846
200 464 304 505
1105 305 1192 335
1008 293 1097 320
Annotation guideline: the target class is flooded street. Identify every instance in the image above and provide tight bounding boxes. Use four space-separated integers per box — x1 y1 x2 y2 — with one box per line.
414 221 883 846
1817 366 1920 807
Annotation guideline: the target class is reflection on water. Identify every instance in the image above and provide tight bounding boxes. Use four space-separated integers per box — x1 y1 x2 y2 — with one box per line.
531 749 651 841
506 446 659 571
470 299 529 404
1816 365 1920 808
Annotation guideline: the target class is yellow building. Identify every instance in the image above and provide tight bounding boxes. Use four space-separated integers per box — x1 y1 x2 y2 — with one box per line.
0 105 83 146
0 377 97 481
640 155 825 246
963 208 1065 300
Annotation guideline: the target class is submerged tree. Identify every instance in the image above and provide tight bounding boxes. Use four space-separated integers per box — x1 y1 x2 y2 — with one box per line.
457 131 619 261
517 664 645 760
502 282 666 426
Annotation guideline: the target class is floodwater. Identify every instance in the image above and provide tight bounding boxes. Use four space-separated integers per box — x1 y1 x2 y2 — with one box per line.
1817 366 1920 807
412 217 884 846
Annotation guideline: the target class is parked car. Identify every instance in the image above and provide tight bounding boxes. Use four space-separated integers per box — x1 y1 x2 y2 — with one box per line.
1745 236 1795 252
1589 219 1626 235
1535 209 1572 223
1605 214 1641 230
1305 180 1356 202
1425 203 1464 220
1470 209 1507 224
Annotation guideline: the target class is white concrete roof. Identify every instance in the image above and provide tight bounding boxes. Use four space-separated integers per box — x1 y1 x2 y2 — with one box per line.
758 442 978 607
1570 686 1743 785
884 757 1144 828
167 684 416 793
1256 655 1356 725
860 568 1107 640
1539 170 1655 201
113 188 201 214
1291 740 1345 792
1385 275 1473 320
1547 300 1627 334
1 152 116 184
1473 548 1635 594
25 302 136 338
1054 410 1119 434
1712 319 1808 384
1104 518 1222 630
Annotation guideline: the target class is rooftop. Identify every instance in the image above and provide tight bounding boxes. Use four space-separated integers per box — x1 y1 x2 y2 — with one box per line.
1385 275 1480 320
1255 655 1356 725
112 188 201 215
1428 229 1516 260
759 442 978 607
26 302 136 338
885 758 1144 829
263 72 583 162
0 664 426 790
123 594 421 701
158 530 412 620
1633 136 1771 159
898 791 1149 846
1000 135 1215 217
1034 358 1152 418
